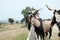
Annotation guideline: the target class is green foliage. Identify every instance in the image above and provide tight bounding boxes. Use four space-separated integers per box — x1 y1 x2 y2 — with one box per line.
21 18 26 23
16 21 18 24
0 22 2 26
8 18 14 24
21 7 36 23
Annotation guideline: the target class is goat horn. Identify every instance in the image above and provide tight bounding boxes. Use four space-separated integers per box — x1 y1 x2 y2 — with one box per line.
46 4 53 11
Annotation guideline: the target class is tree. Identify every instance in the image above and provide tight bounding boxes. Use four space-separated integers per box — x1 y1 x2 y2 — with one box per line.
16 21 18 24
0 22 2 26
21 7 36 23
8 18 14 24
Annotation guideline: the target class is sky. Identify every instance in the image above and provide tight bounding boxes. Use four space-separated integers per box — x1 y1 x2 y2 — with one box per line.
0 0 60 21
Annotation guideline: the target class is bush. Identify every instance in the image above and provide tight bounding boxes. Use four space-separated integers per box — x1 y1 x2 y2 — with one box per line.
8 18 14 24
0 22 2 26
16 21 19 24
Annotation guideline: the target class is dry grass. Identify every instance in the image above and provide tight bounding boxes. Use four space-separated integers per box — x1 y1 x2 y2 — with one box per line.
44 24 60 40
0 24 29 40
0 24 60 40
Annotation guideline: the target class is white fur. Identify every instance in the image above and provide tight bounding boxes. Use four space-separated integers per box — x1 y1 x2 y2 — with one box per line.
31 11 35 14
36 15 39 19
55 12 60 23
27 25 37 40
39 36 41 40
27 31 31 40
50 36 52 39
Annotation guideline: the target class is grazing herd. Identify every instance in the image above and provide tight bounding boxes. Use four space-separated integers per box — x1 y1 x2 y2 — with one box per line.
26 5 60 40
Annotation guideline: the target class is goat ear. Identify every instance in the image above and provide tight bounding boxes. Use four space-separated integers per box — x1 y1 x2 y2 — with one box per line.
57 10 60 14
54 10 57 12
33 9 39 15
34 8 43 14
36 8 43 12
36 9 39 12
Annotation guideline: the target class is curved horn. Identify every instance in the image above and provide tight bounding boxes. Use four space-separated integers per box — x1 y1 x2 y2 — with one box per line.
46 4 53 11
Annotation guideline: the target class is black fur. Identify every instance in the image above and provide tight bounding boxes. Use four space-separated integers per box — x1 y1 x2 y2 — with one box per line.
57 10 60 14
58 32 60 37
46 32 48 37
51 10 60 37
51 10 57 26
26 16 31 30
49 28 52 39
57 10 60 31
51 16 57 26
57 10 60 37
27 22 31 30
34 18 44 40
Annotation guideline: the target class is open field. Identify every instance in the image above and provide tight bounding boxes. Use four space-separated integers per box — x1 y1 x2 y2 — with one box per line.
0 24 60 40
0 24 29 40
